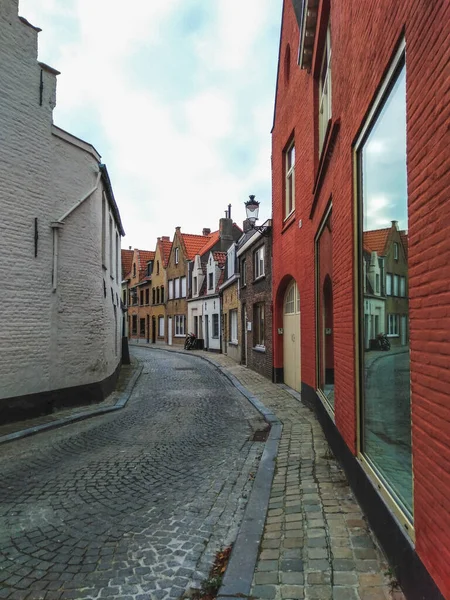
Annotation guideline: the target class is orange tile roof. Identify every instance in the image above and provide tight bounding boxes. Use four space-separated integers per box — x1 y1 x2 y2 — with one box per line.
400 232 408 260
121 249 134 279
138 250 155 271
363 229 390 255
213 251 227 268
198 230 219 256
160 238 173 268
182 232 212 260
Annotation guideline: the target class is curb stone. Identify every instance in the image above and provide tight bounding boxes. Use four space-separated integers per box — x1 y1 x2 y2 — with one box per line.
130 343 282 599
0 361 143 445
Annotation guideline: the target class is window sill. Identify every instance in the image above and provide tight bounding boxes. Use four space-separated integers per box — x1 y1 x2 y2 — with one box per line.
253 345 266 353
282 213 296 234
310 118 341 219
386 334 400 338
253 275 265 283
229 341 239 346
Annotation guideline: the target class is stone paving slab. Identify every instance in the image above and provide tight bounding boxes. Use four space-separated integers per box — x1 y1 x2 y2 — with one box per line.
136 343 405 600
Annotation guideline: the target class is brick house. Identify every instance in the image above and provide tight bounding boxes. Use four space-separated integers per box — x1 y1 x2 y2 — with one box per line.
166 228 211 346
238 220 273 380
272 1 450 598
121 248 134 336
0 0 125 423
149 236 172 343
219 242 241 363
125 249 155 342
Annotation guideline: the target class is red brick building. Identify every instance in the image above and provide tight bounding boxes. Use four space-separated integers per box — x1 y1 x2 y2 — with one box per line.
272 1 450 598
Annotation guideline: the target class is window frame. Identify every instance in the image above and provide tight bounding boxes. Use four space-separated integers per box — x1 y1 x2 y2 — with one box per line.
175 247 179 265
229 309 238 344
318 20 332 154
241 258 247 286
212 313 219 338
254 246 265 280
284 141 295 219
253 302 265 348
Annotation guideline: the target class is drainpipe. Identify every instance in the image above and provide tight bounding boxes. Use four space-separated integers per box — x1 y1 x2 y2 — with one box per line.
51 170 102 291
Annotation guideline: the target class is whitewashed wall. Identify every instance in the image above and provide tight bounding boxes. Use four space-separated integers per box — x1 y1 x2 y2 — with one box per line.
0 1 122 404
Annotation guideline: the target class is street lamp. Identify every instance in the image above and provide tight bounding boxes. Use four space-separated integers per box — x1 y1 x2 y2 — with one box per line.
244 195 271 235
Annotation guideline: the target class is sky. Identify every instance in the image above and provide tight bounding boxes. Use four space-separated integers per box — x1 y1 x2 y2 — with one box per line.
19 0 282 251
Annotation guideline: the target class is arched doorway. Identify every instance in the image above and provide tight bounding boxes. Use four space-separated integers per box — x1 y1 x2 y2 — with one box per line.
283 280 301 391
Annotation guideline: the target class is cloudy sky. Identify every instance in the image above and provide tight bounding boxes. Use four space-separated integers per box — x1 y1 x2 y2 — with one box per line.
19 0 282 250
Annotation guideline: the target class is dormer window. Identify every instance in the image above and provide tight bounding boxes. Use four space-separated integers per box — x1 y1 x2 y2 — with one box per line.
133 263 136 277
208 272 213 290
157 260 160 275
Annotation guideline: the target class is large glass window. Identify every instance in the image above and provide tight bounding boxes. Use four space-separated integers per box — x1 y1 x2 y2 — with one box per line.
229 310 238 343
357 55 411 519
254 303 265 347
285 143 295 218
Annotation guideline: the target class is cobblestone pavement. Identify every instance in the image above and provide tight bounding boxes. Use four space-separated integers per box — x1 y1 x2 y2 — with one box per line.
206 354 406 600
0 348 266 600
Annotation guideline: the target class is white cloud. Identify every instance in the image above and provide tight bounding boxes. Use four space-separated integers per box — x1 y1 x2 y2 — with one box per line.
19 0 281 248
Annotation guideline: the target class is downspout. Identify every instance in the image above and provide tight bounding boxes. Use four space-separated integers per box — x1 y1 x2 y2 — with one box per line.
51 170 102 292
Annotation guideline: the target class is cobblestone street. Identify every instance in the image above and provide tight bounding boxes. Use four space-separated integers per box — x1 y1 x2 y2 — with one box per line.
0 348 265 600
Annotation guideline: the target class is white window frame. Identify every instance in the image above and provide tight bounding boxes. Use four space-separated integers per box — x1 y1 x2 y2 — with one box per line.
318 21 332 153
393 274 399 296
168 279 174 300
174 277 180 298
229 309 238 344
254 246 265 280
158 316 164 337
212 313 219 338
208 272 214 290
285 142 295 218
193 276 198 295
175 247 179 264
386 273 392 296
175 314 186 337
400 276 406 297
254 303 265 348
394 242 399 260
181 276 187 298
387 314 399 337
241 258 247 286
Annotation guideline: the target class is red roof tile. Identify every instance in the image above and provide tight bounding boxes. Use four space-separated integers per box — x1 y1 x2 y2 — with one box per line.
198 231 219 256
160 238 173 268
363 229 390 255
138 250 155 271
121 249 134 279
213 251 227 268
182 232 212 260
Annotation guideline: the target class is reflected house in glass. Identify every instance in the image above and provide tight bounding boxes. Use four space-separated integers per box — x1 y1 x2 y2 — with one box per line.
363 222 409 349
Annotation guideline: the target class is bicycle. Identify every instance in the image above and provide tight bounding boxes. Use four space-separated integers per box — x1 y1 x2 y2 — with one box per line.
184 332 197 350
376 332 391 351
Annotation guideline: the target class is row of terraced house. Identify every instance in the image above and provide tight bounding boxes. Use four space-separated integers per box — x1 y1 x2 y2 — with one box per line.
121 207 275 380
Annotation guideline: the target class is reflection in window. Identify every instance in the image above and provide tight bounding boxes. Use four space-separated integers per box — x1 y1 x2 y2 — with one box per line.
316 209 334 408
358 59 412 519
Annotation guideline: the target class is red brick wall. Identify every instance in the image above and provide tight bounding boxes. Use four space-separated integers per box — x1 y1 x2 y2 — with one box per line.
272 0 450 596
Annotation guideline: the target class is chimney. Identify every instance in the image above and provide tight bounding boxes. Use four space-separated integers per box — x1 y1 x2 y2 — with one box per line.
161 236 170 241
219 217 233 241
392 220 399 230
129 246 132 250
202 228 211 236
228 204 232 219
243 219 253 233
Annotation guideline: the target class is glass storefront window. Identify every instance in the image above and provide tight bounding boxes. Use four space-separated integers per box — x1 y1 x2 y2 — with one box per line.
357 57 412 519
316 208 334 409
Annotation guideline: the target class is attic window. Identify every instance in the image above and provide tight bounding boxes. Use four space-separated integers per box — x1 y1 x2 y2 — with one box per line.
133 263 136 277
298 0 319 71
175 247 179 264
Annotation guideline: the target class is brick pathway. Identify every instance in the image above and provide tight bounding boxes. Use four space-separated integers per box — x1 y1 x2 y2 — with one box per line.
142 343 405 600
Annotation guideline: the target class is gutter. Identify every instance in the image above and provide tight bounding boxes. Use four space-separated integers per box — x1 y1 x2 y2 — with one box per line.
51 170 102 291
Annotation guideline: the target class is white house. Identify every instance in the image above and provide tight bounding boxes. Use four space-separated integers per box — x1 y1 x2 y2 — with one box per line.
188 251 227 352
0 0 125 423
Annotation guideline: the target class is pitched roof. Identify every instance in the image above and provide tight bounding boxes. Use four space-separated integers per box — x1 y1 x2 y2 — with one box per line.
400 232 408 260
182 232 212 260
198 230 219 257
213 251 227 268
159 237 173 268
139 250 155 271
121 249 134 278
363 229 390 255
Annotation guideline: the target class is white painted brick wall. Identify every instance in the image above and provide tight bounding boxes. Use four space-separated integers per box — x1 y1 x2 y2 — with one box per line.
0 1 123 400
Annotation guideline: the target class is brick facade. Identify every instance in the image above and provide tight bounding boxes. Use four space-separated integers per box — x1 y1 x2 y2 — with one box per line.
272 1 450 598
239 225 273 380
